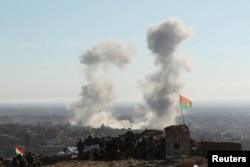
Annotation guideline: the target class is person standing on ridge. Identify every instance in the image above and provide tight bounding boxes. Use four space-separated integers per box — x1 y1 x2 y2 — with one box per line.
77 139 84 160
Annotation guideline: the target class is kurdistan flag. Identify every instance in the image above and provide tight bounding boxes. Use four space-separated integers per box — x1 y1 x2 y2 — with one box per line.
179 95 192 110
15 146 24 156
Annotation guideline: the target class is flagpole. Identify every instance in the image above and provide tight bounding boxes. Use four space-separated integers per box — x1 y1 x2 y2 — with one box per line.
179 95 185 125
179 95 192 125
181 108 185 125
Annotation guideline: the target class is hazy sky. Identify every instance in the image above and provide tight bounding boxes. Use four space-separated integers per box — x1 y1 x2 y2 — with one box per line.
1 0 250 103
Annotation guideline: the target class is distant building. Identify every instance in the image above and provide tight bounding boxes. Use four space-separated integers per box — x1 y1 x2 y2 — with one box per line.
164 124 190 162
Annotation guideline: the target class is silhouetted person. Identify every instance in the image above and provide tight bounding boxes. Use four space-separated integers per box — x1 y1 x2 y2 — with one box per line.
77 139 84 160
26 152 34 167
17 154 28 167
11 157 19 167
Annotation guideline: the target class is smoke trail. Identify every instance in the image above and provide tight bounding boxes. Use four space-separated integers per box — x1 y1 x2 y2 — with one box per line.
138 17 192 129
70 40 137 128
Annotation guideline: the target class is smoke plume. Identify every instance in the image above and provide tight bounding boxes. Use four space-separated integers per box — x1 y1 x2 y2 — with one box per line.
70 17 192 129
70 40 137 128
138 17 192 129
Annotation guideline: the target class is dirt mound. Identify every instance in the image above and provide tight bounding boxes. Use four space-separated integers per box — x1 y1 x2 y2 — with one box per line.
42 157 207 167
173 157 208 167
43 159 169 167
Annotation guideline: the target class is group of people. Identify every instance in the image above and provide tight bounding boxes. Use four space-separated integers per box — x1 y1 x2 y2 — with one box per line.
0 152 41 167
76 131 166 161
0 131 166 166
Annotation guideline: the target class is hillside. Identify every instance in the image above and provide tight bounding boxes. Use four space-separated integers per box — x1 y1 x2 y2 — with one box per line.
43 158 207 167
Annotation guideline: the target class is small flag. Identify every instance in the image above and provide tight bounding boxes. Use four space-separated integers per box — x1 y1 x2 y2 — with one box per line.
15 146 24 156
179 95 192 110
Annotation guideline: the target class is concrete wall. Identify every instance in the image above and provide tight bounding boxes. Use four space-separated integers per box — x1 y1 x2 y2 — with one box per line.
196 141 242 157
164 124 190 162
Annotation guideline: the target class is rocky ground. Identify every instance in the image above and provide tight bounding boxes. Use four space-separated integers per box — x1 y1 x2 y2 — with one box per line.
43 157 207 167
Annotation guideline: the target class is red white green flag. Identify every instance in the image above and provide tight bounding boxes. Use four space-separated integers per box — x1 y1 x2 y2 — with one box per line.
179 95 192 110
15 146 24 156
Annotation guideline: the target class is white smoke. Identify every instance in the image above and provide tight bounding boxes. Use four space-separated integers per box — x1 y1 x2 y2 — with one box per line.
70 17 192 130
137 17 192 129
70 40 137 128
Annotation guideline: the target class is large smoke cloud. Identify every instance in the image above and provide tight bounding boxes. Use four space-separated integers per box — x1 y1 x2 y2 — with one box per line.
70 17 192 129
70 40 137 128
137 17 192 129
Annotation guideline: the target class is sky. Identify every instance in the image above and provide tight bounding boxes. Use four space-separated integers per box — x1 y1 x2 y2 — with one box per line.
1 0 250 103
